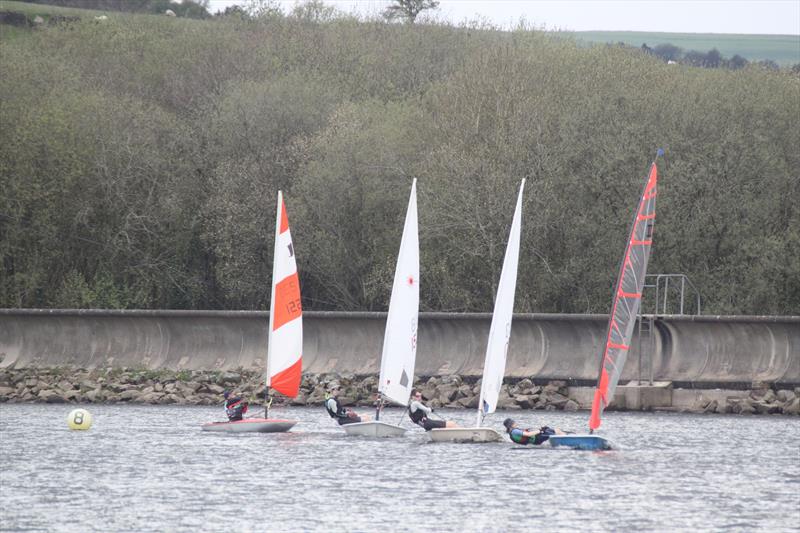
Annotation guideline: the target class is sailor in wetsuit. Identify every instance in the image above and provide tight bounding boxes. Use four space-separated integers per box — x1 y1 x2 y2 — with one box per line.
503 418 564 445
408 389 458 431
223 390 248 422
325 384 369 425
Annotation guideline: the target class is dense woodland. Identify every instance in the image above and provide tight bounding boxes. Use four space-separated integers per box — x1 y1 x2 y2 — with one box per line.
1 6 798 315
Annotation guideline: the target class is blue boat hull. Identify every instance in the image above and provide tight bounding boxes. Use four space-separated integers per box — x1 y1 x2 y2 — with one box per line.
547 435 612 451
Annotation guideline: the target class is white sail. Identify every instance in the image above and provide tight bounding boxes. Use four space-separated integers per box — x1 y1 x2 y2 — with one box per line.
378 179 420 406
266 191 302 398
476 180 525 426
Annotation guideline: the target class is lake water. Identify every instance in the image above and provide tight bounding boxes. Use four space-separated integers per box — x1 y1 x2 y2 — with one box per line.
1 404 798 532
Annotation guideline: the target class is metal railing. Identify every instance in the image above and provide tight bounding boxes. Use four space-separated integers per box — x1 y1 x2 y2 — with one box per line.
638 274 702 385
646 274 702 316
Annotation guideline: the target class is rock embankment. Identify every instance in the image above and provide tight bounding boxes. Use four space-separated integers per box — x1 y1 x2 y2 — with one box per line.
0 368 797 415
688 382 800 415
0 368 574 410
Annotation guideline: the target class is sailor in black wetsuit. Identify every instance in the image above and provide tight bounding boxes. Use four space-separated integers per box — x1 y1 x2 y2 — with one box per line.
408 389 458 431
223 390 248 422
503 418 564 445
324 384 369 425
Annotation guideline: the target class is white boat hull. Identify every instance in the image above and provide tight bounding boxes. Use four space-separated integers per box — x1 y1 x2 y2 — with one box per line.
201 418 297 433
341 421 406 438
547 434 613 451
429 427 503 443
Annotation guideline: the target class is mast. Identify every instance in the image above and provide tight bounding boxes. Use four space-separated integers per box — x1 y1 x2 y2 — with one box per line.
476 180 525 427
265 192 281 417
589 150 661 432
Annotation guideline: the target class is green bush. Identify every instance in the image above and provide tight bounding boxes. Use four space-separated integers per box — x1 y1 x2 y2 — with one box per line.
0 9 797 314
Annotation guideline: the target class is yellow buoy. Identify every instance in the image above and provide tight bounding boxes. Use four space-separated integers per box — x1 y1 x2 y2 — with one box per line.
67 408 93 430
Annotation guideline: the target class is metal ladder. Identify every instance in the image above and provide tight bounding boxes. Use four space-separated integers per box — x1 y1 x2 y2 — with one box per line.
638 274 702 385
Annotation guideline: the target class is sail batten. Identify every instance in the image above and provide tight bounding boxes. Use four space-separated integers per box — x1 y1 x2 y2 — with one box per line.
589 160 658 431
476 180 525 427
266 191 302 398
378 180 420 407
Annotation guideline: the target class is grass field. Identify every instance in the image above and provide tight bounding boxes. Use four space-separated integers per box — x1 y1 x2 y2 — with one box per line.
0 1 120 42
0 0 108 20
570 30 800 66
0 0 108 18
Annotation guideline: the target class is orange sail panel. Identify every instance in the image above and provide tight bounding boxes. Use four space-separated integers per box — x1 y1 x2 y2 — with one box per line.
272 274 302 331
267 191 303 398
589 160 658 431
269 357 302 399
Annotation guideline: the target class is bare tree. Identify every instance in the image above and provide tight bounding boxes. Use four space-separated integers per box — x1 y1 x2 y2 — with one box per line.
383 0 439 23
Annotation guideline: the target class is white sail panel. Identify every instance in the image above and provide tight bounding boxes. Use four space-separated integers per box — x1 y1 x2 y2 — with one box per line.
378 179 420 406
477 180 525 423
266 191 303 398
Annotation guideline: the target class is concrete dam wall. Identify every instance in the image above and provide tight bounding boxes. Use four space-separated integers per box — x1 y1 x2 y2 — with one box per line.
1 309 798 385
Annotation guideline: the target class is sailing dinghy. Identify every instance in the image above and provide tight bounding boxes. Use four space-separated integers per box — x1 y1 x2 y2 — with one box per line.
430 180 525 443
548 152 660 451
342 180 419 438
202 191 302 433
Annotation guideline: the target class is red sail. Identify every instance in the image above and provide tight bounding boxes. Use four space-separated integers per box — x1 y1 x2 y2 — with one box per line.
590 160 658 431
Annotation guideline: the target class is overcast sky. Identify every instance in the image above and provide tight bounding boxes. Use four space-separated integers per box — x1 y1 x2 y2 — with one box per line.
206 0 800 35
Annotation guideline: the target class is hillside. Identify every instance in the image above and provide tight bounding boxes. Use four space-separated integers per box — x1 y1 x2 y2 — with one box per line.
571 30 800 66
1 2 798 315
3 1 797 65
0 0 108 19
0 0 110 38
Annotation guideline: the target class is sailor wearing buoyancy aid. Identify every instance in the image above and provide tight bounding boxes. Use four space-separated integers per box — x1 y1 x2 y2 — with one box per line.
503 418 563 445
324 384 364 425
223 390 248 422
408 389 458 431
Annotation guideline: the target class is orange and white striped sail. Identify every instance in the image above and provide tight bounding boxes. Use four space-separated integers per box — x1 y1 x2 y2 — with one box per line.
266 191 302 398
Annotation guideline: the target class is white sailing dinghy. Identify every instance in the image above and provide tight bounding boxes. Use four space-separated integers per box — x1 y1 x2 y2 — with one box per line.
548 152 660 451
342 179 419 438
202 191 302 433
430 180 525 443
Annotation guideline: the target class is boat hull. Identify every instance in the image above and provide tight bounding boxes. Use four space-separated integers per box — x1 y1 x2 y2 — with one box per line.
200 418 297 433
547 435 613 450
341 421 406 438
429 427 503 443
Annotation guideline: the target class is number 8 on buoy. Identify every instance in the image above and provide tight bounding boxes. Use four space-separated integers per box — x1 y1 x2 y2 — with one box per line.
67 408 93 430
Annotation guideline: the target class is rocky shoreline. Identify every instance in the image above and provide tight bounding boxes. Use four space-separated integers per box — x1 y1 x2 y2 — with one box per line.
0 368 798 415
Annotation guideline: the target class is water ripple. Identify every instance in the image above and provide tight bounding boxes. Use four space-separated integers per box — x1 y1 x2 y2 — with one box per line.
1 405 798 532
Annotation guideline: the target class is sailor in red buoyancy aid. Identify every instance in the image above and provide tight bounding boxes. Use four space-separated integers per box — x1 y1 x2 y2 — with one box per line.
224 390 248 421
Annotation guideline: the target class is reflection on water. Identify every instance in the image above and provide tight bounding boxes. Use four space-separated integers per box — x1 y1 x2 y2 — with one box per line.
1 405 798 532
